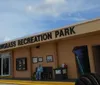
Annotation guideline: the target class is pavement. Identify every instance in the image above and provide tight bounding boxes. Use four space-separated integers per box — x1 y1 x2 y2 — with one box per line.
0 84 18 85
0 80 75 85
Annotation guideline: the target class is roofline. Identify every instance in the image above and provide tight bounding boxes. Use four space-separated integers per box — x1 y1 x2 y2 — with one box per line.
0 17 100 44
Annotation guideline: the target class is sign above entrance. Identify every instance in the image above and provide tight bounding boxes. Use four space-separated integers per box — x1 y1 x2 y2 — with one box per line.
0 26 76 50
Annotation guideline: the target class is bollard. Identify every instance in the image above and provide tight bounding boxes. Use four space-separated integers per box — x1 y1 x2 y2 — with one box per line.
75 73 100 85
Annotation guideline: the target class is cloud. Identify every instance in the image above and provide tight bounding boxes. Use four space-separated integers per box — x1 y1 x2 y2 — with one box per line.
0 0 99 43
60 17 87 21
45 0 65 4
25 0 68 17
25 0 100 18
4 36 11 42
26 5 32 12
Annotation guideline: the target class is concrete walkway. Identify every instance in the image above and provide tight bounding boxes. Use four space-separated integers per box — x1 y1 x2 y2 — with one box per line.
0 80 75 85
0 84 18 85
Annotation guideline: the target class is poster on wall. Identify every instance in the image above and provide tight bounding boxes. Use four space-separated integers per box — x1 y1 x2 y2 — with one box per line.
16 57 27 71
32 57 38 63
55 70 61 74
38 57 43 62
46 55 53 62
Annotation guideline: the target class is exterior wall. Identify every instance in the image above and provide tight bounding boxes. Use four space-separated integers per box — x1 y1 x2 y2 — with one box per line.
13 47 31 79
58 41 78 79
10 51 14 78
92 46 100 75
58 32 100 79
6 33 100 79
31 42 57 73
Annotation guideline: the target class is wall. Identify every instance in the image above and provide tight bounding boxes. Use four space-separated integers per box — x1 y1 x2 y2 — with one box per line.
1 33 100 79
58 32 100 79
92 46 100 75
12 42 58 79
13 47 31 79
31 42 57 73
10 32 100 79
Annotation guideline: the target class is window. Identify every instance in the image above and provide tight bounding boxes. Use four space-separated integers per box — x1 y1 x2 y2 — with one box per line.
16 57 27 71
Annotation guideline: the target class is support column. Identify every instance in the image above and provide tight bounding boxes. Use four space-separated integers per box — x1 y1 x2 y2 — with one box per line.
29 47 32 78
55 42 59 68
11 50 14 78
88 45 95 73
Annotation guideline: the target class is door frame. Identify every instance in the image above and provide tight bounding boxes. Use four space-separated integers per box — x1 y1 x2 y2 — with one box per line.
0 53 11 76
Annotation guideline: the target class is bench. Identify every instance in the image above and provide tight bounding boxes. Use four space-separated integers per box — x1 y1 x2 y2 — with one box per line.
35 67 53 80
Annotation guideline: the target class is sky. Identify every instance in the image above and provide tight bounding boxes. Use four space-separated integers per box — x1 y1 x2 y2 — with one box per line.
0 0 100 43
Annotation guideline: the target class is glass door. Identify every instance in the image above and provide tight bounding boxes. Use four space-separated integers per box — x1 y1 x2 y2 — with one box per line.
3 57 10 75
0 53 10 76
0 58 1 76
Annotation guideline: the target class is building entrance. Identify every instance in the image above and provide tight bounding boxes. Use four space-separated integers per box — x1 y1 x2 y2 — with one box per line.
0 53 10 76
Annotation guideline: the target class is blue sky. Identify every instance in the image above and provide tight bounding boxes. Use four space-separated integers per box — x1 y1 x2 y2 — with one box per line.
0 0 100 42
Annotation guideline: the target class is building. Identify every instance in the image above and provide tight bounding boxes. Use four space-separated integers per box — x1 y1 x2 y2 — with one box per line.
0 18 100 80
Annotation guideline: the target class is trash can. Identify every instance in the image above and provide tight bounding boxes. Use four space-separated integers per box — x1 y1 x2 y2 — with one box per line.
54 67 68 80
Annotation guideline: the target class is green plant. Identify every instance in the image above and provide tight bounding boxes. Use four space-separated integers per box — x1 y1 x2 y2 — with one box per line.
31 72 36 80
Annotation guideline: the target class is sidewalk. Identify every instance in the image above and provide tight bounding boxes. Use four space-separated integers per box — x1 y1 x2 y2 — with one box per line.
0 80 75 85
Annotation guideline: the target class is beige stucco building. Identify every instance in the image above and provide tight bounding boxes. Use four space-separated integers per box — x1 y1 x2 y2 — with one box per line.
0 18 100 80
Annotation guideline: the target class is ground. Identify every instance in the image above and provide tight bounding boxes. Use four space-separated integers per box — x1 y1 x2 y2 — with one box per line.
0 80 75 85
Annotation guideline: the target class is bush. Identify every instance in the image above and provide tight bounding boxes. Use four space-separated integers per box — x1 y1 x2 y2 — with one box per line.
31 72 36 80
